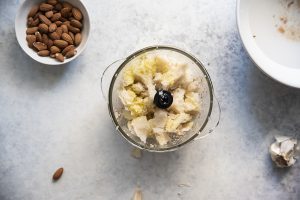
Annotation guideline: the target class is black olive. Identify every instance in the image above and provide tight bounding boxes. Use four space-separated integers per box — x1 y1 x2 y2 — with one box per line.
154 90 173 109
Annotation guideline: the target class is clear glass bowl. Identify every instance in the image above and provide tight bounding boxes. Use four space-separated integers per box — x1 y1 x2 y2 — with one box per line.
101 46 221 152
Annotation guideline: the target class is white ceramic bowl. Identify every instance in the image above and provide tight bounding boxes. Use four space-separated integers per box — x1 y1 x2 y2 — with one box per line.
15 0 90 65
237 0 300 88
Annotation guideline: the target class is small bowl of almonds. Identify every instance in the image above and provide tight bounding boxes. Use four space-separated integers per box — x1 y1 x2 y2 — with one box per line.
15 0 90 65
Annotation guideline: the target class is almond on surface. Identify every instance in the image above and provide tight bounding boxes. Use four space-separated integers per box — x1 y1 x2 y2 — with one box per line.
52 167 64 180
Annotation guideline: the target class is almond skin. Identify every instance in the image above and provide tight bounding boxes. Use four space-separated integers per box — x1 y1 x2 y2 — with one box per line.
53 40 68 48
67 25 80 34
26 35 36 47
53 167 64 180
39 3 53 12
49 32 60 40
45 11 54 18
50 46 61 54
49 23 57 33
51 13 61 22
35 31 42 42
74 33 82 46
28 5 39 18
61 33 73 45
72 8 82 21
70 19 82 29
38 50 50 56
62 45 75 55
39 15 51 26
65 49 76 58
38 23 48 33
26 27 38 35
33 42 48 51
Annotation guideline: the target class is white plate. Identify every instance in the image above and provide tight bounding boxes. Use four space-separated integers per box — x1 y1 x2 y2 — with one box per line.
237 0 300 88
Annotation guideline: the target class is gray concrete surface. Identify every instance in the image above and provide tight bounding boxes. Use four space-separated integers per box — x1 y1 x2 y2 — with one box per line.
0 0 300 199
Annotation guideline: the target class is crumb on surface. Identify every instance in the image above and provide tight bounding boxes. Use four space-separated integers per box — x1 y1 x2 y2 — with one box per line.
278 26 285 33
131 147 142 159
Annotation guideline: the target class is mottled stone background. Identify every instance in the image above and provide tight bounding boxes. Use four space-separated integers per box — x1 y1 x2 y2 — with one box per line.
0 0 299 199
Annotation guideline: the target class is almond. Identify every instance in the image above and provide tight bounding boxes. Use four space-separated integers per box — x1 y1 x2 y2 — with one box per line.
52 167 64 180
35 31 42 42
47 39 53 49
65 49 76 58
60 17 69 22
45 11 53 18
50 46 61 54
27 17 33 27
39 3 53 12
72 7 82 21
61 24 68 33
55 20 63 26
67 25 80 34
49 32 60 40
28 5 39 18
68 31 75 41
62 2 73 9
26 35 36 47
50 54 56 58
61 7 71 18
33 11 42 20
42 34 49 45
70 19 82 29
39 15 51 26
47 0 58 6
51 13 61 21
54 3 62 11
55 53 64 62
53 40 68 48
62 45 74 55
33 42 48 51
74 33 82 46
49 23 57 33
61 33 73 45
26 27 38 35
38 23 48 33
31 18 40 27
56 27 63 37
62 21 70 26
38 50 50 56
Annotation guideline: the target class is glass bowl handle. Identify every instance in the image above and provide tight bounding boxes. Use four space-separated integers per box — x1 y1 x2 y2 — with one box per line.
101 59 126 102
194 93 221 140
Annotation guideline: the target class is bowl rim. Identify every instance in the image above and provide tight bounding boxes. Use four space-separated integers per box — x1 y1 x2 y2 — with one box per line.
107 45 215 152
15 0 90 66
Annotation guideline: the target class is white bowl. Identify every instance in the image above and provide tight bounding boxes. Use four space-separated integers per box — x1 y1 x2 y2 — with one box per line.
15 0 90 65
237 0 300 88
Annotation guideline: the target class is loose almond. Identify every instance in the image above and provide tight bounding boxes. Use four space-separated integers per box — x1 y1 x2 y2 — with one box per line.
68 31 75 41
35 31 42 42
33 42 48 51
47 39 53 49
38 23 48 33
74 33 82 46
65 49 76 58
47 0 58 6
55 20 63 26
51 13 61 22
72 7 82 21
39 3 53 12
31 18 40 27
49 32 60 40
56 27 63 37
62 33 73 45
70 19 82 29
33 11 42 20
50 46 61 54
61 24 68 33
49 23 57 33
52 167 64 180
62 45 74 55
53 40 68 48
67 25 80 34
62 2 73 9
42 34 49 45
38 50 50 56
39 15 51 25
61 7 71 18
27 17 33 27
45 11 53 18
26 27 38 35
28 5 39 18
62 21 70 26
26 35 36 47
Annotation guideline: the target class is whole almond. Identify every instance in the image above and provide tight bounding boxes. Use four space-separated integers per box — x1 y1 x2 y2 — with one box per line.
39 15 51 25
28 5 39 18
54 40 68 48
42 34 49 45
51 13 61 21
61 7 71 18
70 19 82 29
45 11 54 18
62 45 74 55
74 33 82 46
49 32 60 40
47 39 53 49
47 0 58 5
38 23 48 33
26 35 36 47
69 17 75 21
55 20 63 26
33 42 48 51
39 3 53 12
50 46 61 54
62 33 73 45
55 53 64 62
72 8 82 21
31 18 40 26
49 23 57 33
61 24 68 33
68 31 75 41
26 27 38 35
62 2 73 9
54 3 62 11
67 25 80 34
56 27 63 37
27 17 33 26
38 50 50 56
65 49 76 58
52 167 63 180
35 31 42 42
60 17 69 22
62 21 70 26
33 11 42 20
